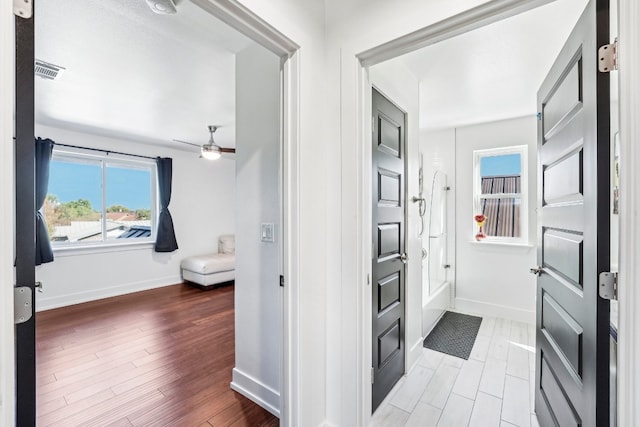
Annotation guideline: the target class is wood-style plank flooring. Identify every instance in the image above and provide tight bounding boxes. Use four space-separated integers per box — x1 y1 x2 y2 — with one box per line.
36 283 278 427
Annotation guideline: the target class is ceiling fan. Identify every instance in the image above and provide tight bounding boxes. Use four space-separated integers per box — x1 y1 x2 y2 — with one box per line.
172 125 235 160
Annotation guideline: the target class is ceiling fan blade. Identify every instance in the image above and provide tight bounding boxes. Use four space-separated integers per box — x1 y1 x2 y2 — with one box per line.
172 139 201 148
219 147 236 153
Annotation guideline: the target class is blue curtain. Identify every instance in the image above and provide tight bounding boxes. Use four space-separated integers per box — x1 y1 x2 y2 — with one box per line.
154 157 178 252
36 137 54 265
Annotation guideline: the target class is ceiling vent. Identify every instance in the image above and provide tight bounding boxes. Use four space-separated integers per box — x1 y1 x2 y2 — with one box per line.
35 60 65 80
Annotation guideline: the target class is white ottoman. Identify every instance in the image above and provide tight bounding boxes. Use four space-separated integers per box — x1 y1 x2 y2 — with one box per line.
181 235 235 288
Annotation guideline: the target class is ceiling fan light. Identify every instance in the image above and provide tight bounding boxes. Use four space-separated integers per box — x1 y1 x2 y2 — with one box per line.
201 146 221 160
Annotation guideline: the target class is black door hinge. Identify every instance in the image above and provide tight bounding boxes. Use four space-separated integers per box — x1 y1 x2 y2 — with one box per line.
280 275 285 287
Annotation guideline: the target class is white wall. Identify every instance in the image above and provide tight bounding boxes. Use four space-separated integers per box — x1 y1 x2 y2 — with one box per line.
369 61 423 371
232 44 282 415
229 1 329 425
34 124 235 310
453 116 537 323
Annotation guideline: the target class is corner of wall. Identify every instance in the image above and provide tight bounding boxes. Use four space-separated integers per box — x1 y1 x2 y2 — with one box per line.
231 368 281 417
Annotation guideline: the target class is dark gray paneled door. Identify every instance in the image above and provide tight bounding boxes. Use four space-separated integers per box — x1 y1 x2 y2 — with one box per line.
372 88 406 412
535 1 610 426
15 4 37 427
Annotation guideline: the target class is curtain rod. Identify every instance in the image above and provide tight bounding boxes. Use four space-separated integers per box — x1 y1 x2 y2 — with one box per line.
52 142 158 161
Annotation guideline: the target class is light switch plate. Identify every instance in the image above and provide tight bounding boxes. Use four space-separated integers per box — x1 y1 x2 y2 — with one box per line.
261 223 275 243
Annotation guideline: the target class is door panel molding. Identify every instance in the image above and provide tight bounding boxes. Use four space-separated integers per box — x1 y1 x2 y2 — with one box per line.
371 88 406 411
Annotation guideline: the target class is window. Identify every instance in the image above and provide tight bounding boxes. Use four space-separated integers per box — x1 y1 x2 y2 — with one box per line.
473 146 528 243
45 149 157 248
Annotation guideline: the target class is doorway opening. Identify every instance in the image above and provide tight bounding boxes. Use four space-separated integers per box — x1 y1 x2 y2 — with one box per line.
362 0 617 424
11 0 301 425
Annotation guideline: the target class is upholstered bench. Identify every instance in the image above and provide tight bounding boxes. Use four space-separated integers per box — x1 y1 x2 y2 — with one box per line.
181 235 235 288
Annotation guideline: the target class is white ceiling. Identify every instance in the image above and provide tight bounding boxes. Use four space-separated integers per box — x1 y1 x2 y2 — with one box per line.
388 0 589 131
35 0 256 150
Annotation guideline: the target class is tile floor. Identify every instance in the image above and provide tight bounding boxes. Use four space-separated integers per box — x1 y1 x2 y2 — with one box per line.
371 315 540 427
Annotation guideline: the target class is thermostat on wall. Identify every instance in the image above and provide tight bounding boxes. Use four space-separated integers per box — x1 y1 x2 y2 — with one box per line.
261 223 275 243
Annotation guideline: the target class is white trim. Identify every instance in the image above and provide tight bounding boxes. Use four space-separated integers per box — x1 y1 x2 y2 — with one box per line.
350 1 581 426
453 297 535 324
616 0 640 424
0 0 15 424
231 368 281 417
358 0 554 67
36 275 183 312
281 51 301 427
191 0 299 56
52 241 155 256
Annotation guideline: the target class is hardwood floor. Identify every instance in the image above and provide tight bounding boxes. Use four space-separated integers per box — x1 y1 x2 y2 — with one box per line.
36 283 279 427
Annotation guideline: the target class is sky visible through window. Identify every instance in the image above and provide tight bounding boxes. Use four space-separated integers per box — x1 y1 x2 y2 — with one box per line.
48 160 151 210
480 153 521 177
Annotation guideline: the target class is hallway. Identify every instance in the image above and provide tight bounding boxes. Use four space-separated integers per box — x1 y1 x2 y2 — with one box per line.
371 315 539 427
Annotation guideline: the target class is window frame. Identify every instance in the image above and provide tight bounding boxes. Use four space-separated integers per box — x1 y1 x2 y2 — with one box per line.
472 145 528 244
47 147 158 251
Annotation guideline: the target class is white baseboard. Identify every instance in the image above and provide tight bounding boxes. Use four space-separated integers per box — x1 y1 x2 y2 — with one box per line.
35 275 182 311
231 367 280 417
408 336 424 371
454 297 535 324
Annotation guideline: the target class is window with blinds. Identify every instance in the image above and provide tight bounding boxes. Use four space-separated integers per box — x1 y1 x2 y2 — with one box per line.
473 146 528 243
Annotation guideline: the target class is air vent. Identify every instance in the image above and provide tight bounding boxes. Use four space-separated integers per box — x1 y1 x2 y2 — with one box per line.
35 60 65 80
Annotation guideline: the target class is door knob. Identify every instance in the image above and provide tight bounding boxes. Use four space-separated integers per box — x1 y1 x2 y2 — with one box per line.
400 253 408 264
530 266 543 276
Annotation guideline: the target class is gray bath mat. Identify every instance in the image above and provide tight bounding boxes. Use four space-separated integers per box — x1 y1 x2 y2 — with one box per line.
423 311 482 360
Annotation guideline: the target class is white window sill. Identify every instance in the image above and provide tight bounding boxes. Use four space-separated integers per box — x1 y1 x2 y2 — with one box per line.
468 240 534 251
51 240 156 257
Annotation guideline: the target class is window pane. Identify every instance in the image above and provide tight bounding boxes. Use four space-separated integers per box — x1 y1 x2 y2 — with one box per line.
480 153 521 194
480 197 521 238
105 165 152 240
46 159 103 243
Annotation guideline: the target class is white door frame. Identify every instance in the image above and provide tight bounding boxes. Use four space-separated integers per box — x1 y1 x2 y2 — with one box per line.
192 1 301 424
343 0 640 424
616 1 640 425
0 0 302 425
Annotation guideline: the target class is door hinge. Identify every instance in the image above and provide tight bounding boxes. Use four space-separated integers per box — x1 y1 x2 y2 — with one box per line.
599 272 617 300
14 286 33 324
371 367 375 384
280 275 285 287
13 0 33 18
372 116 375 134
537 112 542 121
598 39 618 72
